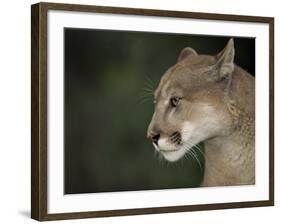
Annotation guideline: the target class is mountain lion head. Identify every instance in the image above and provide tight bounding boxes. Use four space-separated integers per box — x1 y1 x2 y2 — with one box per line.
147 39 236 162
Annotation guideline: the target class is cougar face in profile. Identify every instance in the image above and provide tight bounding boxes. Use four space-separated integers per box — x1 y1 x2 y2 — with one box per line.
147 39 255 187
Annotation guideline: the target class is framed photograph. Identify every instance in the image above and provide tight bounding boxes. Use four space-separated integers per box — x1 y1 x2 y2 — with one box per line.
31 2 274 221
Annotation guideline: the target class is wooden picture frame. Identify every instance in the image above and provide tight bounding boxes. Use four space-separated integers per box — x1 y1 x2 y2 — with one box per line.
31 2 274 221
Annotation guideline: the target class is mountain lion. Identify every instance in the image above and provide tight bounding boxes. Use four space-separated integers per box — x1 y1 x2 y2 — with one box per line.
147 39 255 187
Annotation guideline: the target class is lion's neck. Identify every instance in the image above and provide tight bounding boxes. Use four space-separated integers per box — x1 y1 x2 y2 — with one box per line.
201 109 255 187
201 67 255 187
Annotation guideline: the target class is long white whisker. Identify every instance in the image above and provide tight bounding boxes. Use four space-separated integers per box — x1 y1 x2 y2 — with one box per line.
137 92 153 100
191 148 203 168
145 76 155 88
195 147 206 160
189 143 204 155
142 87 154 93
136 96 151 105
188 149 202 170
144 82 153 90
180 141 206 168
184 151 191 163
183 141 207 162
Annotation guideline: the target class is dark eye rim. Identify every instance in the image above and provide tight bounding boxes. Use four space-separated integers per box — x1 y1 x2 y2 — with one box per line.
170 97 181 107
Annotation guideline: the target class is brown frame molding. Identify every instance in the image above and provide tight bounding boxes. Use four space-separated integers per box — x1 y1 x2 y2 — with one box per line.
31 2 274 221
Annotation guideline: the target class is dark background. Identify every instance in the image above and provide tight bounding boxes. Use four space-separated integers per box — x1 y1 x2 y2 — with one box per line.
64 28 255 194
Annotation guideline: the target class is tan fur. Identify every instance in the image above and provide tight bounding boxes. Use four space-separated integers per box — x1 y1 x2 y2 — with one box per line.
202 66 255 186
147 39 255 187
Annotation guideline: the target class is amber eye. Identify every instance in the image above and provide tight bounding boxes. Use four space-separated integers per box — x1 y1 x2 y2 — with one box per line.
170 97 180 107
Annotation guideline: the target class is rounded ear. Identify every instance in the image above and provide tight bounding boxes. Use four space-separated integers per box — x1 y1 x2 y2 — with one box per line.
215 38 235 78
177 47 197 62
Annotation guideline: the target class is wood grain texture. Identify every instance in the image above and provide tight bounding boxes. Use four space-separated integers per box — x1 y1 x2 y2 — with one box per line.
31 3 48 221
31 2 274 221
269 19 274 203
31 3 40 220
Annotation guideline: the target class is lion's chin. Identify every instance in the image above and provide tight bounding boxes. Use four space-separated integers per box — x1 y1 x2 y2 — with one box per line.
152 138 190 162
159 148 186 162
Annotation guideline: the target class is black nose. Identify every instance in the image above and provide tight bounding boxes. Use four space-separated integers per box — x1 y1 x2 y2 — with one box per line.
151 134 160 145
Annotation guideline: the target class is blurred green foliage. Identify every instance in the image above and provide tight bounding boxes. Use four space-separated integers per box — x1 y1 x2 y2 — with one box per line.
64 28 255 194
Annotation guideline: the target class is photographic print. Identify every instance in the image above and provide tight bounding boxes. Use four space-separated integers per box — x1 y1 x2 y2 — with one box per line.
31 2 274 221
64 29 255 194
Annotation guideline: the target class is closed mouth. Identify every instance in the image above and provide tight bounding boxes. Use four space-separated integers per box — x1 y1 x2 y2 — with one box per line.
158 147 186 162
159 148 179 153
